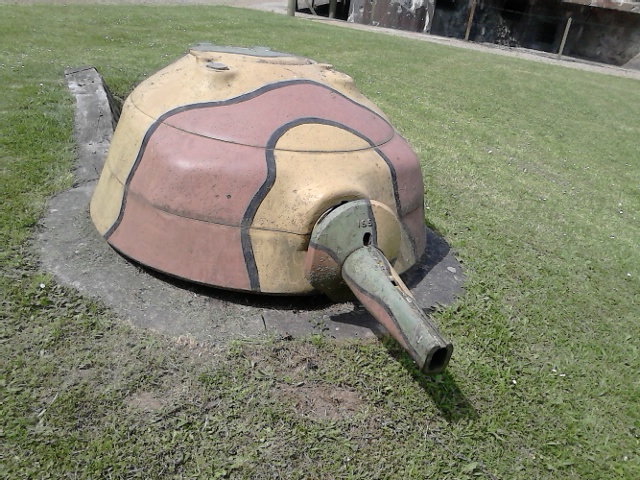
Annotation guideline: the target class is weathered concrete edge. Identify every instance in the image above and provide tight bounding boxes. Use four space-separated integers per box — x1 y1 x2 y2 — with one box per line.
64 66 120 186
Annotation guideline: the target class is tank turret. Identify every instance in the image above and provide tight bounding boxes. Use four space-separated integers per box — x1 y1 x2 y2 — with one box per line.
91 45 452 374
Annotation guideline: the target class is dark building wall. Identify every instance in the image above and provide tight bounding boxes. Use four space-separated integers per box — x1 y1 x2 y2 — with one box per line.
564 6 640 65
430 0 468 39
431 0 640 66
431 0 568 48
297 0 352 19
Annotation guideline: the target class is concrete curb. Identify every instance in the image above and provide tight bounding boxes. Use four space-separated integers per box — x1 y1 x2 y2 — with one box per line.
63 67 119 185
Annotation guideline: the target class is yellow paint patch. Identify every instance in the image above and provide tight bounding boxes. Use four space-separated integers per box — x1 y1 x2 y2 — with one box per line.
128 50 386 122
369 201 403 264
90 167 125 235
251 125 403 291
90 102 154 234
252 124 396 234
274 123 376 152
248 229 313 294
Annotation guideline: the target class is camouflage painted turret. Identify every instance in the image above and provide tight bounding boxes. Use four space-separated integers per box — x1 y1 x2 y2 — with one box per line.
91 45 452 374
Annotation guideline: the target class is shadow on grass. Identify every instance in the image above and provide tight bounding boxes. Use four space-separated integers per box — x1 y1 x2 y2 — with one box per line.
329 304 476 422
416 369 477 422
383 338 478 422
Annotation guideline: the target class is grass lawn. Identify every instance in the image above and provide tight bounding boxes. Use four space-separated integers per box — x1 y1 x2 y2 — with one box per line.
1 4 639 479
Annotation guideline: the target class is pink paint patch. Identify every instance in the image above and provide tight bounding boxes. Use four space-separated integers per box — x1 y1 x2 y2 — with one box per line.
304 244 341 288
402 207 427 259
378 134 424 215
108 191 251 290
164 82 394 151
128 125 267 226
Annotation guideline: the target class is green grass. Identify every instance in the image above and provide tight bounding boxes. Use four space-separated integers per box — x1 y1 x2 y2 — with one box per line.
1 4 639 479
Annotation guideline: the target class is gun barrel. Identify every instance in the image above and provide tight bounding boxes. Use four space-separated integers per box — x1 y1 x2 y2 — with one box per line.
342 246 453 375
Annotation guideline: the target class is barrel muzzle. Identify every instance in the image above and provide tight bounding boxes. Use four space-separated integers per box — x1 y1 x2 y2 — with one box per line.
304 200 453 374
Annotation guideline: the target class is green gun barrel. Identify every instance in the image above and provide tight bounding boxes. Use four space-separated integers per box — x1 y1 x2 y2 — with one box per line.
342 246 452 374
305 200 453 375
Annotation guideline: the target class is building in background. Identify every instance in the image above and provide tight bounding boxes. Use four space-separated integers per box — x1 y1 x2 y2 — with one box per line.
430 0 640 66
298 0 640 67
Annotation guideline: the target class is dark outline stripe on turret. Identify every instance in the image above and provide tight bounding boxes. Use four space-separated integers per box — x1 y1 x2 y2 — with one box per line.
242 118 346 291
104 79 394 240
106 79 415 292
242 119 399 292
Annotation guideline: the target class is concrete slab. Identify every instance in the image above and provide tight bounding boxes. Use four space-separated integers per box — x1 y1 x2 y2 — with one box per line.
64 66 117 185
34 66 464 346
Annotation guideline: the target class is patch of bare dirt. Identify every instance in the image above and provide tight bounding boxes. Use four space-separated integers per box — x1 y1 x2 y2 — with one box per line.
275 383 362 421
126 391 167 412
239 341 364 420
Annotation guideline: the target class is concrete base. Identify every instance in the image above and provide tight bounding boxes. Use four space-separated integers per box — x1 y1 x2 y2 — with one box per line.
33 66 464 346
